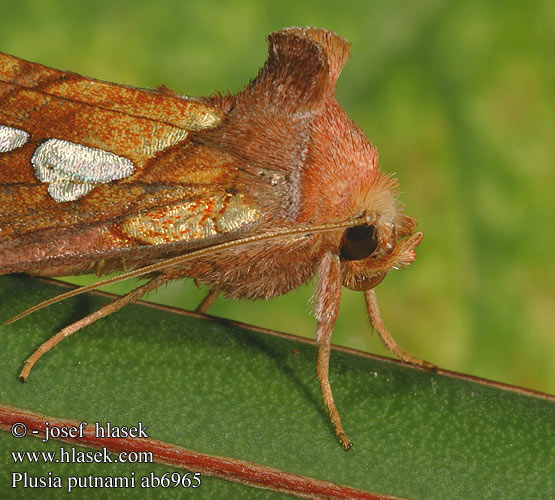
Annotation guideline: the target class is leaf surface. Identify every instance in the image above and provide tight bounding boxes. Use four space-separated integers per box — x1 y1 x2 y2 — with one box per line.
0 276 553 499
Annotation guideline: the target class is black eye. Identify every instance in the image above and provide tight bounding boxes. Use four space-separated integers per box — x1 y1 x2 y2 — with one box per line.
340 224 379 261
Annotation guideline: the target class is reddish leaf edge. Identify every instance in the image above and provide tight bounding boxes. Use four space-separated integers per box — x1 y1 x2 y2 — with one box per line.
40 277 555 402
0 404 405 500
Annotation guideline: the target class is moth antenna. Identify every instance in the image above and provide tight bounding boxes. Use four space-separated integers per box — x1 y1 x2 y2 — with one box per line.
5 214 372 324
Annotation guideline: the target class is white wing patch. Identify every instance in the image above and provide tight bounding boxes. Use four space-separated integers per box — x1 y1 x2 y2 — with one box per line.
31 139 135 202
0 125 30 153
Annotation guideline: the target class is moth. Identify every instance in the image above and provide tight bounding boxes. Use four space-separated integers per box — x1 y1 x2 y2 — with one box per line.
0 27 433 450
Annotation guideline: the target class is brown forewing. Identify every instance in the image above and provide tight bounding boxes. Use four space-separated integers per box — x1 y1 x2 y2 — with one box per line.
0 52 265 275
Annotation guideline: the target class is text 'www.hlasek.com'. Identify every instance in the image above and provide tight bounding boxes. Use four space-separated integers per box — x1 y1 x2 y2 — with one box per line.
8 420 202 493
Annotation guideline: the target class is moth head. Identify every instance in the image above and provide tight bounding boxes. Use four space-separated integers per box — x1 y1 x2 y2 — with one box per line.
337 173 423 292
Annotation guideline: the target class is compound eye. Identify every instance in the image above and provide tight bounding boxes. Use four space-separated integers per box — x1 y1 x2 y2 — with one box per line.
339 224 379 261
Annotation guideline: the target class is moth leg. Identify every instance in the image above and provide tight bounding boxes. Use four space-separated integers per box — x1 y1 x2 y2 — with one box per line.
365 289 435 370
195 289 220 314
19 275 168 382
317 329 352 450
315 253 352 450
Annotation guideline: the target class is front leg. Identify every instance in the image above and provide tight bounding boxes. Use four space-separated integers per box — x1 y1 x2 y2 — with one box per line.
314 252 352 450
365 289 435 370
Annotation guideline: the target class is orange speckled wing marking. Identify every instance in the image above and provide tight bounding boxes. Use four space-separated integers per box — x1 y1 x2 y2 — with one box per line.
0 52 262 275
123 193 260 246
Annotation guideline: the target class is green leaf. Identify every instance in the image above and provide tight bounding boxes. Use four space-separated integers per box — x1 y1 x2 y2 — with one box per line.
0 275 553 499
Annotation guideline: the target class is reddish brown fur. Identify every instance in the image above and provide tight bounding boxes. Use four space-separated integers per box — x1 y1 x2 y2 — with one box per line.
0 28 419 298
0 27 427 449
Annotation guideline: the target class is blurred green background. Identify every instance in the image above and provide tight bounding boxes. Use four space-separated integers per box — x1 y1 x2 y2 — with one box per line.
1 1 553 393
